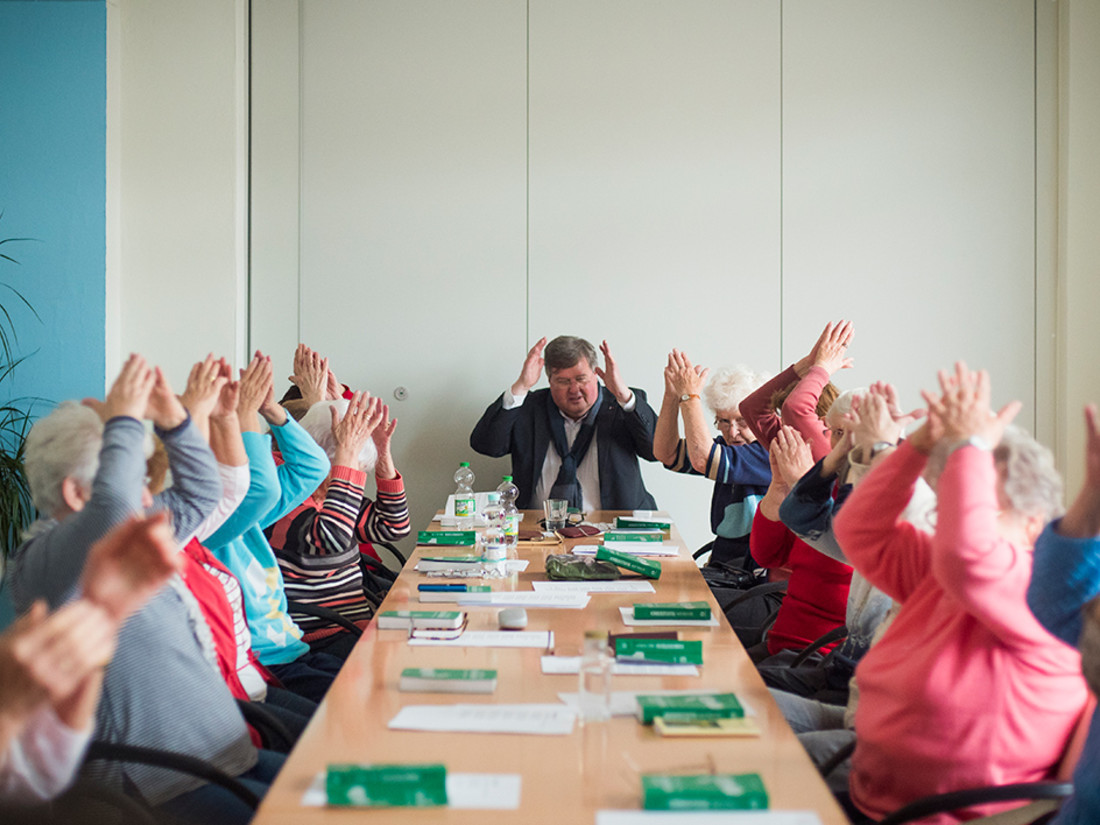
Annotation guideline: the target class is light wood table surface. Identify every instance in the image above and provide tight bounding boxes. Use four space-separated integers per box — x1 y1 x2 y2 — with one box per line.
251 511 848 824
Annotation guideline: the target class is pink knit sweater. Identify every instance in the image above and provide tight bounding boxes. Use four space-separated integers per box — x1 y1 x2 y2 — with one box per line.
834 442 1088 823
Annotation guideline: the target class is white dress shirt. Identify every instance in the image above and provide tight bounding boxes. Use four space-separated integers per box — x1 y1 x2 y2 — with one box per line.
503 387 636 513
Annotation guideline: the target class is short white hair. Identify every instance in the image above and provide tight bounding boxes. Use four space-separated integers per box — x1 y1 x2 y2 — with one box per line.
24 402 156 518
298 400 378 474
703 366 770 415
24 402 105 517
825 388 867 428
994 425 1064 522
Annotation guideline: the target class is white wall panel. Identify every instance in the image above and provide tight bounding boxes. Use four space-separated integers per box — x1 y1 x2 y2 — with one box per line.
115 0 248 386
527 1 781 551
782 0 1039 426
249 1 1052 556
290 1 528 539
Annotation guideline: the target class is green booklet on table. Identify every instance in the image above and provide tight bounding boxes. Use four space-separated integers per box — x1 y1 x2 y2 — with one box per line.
632 601 712 621
635 692 745 725
642 772 768 811
398 667 498 694
326 764 448 807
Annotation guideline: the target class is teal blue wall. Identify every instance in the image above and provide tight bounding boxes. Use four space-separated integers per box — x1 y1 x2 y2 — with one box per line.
0 0 107 416
0 0 106 624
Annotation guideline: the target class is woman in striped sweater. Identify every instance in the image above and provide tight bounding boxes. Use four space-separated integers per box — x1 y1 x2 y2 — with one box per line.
265 392 410 660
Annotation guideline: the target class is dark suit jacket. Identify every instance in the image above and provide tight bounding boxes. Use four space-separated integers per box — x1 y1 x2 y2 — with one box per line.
469 387 658 510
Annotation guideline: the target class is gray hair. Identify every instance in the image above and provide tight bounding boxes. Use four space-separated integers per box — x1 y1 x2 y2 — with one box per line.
543 336 598 376
825 387 867 428
703 365 770 414
994 425 1064 522
299 400 378 474
24 402 106 517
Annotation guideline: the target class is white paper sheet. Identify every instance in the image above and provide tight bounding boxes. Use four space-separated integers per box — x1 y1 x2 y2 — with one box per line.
531 580 656 594
572 544 681 557
597 812 823 825
459 591 591 609
415 559 529 575
601 541 680 556
302 771 523 809
558 689 757 718
618 606 719 628
389 704 576 735
632 510 673 520
540 656 699 677
407 630 554 649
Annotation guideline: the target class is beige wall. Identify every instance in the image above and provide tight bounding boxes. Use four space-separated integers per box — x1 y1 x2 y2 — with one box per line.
108 1 1100 549
1058 0 1100 496
108 0 249 386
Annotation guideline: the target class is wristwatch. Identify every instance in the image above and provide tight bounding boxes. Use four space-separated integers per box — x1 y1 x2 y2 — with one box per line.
949 435 993 454
870 441 896 459
679 393 700 403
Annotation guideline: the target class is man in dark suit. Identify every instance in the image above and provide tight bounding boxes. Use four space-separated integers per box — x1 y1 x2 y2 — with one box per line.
470 335 658 511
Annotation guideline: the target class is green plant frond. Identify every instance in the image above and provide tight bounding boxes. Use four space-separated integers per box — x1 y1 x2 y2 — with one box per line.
0 282 41 321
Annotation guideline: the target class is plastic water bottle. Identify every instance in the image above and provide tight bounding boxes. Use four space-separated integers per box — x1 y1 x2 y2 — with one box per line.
577 630 612 723
453 462 476 529
497 475 520 555
481 491 506 577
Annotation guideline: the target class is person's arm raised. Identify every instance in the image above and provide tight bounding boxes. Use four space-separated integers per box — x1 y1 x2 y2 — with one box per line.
664 350 712 471
652 353 683 467
510 337 547 400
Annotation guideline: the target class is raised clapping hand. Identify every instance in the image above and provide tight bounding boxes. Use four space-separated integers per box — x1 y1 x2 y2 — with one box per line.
290 344 331 408
144 366 188 431
180 354 230 430
330 392 384 469
100 354 156 422
908 362 1019 454
812 320 855 376
0 600 118 722
771 425 815 487
210 359 240 421
664 349 709 399
594 340 633 406
512 337 547 397
1083 405 1100 494
237 351 275 431
1058 405 1100 539
79 512 180 623
794 320 855 378
372 401 399 481
927 361 1019 447
846 389 901 450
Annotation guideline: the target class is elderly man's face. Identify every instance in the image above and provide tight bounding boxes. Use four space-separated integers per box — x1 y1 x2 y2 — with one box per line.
549 360 599 420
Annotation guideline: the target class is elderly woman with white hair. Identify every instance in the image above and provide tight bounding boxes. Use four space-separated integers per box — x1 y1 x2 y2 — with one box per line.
653 351 771 570
8 355 282 823
832 364 1089 824
1027 404 1100 825
265 392 410 660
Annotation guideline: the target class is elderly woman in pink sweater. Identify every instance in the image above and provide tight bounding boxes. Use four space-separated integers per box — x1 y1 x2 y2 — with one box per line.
833 363 1088 824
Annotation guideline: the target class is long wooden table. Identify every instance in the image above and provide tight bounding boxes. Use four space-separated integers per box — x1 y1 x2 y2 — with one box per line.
251 512 848 823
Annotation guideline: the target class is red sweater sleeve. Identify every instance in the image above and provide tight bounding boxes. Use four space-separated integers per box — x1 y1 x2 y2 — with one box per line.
833 440 932 603
781 365 833 461
750 507 795 569
741 365 800 450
